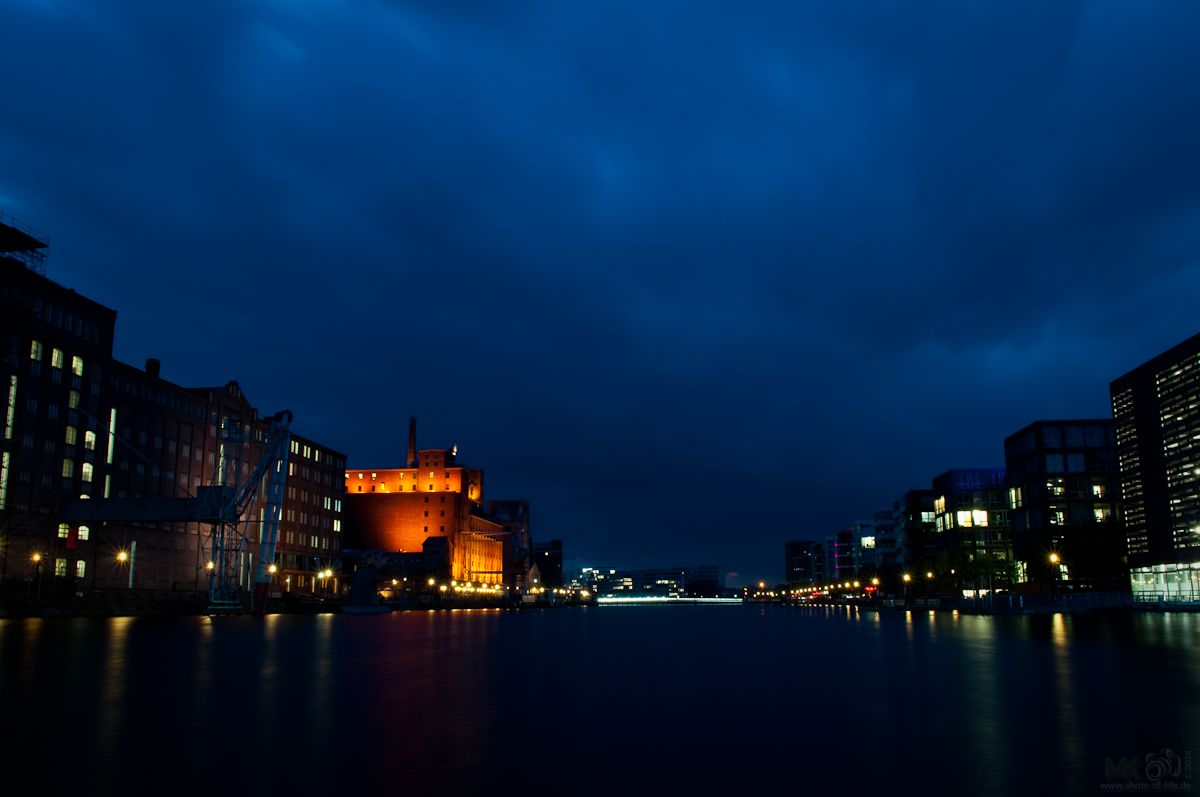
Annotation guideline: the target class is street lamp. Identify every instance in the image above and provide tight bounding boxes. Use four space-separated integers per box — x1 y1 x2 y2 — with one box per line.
31 552 43 599
1049 552 1061 604
116 544 136 589
902 573 911 600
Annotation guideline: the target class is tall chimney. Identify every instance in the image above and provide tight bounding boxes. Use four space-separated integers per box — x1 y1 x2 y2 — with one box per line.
407 416 417 467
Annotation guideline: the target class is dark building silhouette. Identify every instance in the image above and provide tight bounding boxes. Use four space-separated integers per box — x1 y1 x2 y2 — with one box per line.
487 499 532 591
895 489 936 574
530 539 563 588
1004 419 1124 593
784 540 817 585
1111 332 1200 600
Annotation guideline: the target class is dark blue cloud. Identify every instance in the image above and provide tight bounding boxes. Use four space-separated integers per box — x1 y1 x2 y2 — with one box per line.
3 0 1199 581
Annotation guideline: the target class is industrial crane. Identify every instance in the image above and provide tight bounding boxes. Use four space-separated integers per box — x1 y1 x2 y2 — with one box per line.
208 409 293 615
63 408 295 616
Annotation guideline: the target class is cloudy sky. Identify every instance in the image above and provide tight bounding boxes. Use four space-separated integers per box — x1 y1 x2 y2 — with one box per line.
3 1 1199 582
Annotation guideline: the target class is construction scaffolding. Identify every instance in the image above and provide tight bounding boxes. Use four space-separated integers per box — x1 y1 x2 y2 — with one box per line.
0 211 48 275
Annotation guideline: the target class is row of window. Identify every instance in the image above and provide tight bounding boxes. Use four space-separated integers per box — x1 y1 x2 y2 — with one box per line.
57 523 90 540
30 340 84 376
46 559 87 578
61 459 94 482
24 392 83 415
31 298 105 344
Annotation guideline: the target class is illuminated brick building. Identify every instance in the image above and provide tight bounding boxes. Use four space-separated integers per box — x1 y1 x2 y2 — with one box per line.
343 419 506 584
0 215 347 598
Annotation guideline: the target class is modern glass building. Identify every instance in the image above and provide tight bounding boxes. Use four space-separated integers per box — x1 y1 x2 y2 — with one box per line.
1111 332 1200 602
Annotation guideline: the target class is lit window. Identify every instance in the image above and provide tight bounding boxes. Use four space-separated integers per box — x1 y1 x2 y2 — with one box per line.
71 356 84 376
68 390 79 409
972 510 988 527
82 462 93 483
78 525 89 541
62 458 74 478
30 340 43 361
76 560 86 578
84 430 96 451
65 426 77 445
1094 505 1112 523
956 510 972 527
58 522 70 538
55 558 67 577
51 348 64 369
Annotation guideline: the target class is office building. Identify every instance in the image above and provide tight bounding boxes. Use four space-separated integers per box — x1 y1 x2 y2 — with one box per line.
1111 333 1200 600
1004 419 1124 592
930 468 1013 592
784 540 818 586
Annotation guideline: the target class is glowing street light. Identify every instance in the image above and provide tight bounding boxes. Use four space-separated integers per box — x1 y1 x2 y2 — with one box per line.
117 543 137 588
902 573 912 582
30 552 43 599
205 561 215 571
926 571 934 579
1049 552 1063 604
871 577 880 586
268 564 278 575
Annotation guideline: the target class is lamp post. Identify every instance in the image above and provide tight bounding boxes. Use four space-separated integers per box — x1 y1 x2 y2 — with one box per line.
902 573 911 601
31 552 42 599
1049 552 1061 606
117 544 135 589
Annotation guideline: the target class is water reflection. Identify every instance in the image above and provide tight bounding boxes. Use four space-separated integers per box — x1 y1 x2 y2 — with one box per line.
0 608 1197 794
958 614 1010 795
1051 613 1084 788
95 616 133 789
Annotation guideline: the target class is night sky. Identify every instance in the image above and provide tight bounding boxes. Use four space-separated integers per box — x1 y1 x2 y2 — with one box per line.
3 2 1200 584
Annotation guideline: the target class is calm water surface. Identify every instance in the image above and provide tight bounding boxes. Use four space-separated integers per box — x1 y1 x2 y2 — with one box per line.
1 605 1197 795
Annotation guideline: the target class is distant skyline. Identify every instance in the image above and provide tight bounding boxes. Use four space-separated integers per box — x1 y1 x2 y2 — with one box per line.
3 1 1200 583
